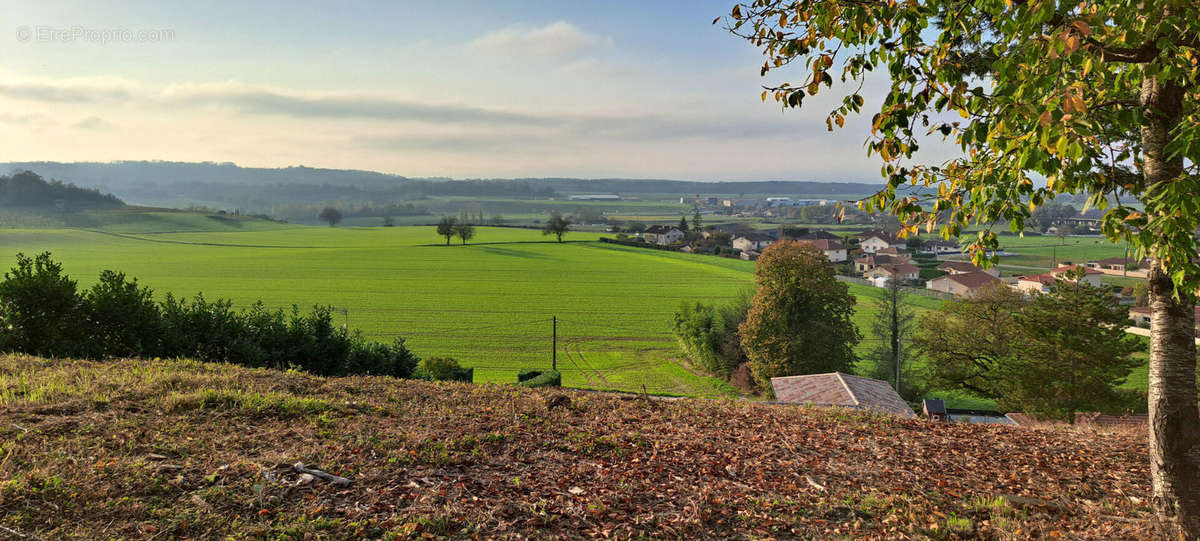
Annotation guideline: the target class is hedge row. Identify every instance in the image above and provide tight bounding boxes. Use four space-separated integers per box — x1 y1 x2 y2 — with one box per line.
517 369 562 387
0 252 418 378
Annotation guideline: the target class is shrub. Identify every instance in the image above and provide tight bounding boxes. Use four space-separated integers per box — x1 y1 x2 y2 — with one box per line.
1 253 419 380
415 357 473 382
345 336 419 378
517 370 561 388
0 252 83 356
80 270 162 358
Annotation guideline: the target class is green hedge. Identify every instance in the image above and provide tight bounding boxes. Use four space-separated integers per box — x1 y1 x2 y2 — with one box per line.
517 370 561 387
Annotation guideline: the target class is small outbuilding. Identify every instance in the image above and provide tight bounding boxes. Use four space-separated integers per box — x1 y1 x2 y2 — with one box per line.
770 372 917 418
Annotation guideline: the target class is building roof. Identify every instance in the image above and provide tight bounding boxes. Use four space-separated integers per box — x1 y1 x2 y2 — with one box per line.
924 239 960 249
771 373 917 418
937 260 985 273
799 239 845 251
1017 273 1058 285
858 229 897 243
735 232 776 242
644 225 681 235
855 254 905 266
1050 264 1103 276
872 263 920 276
876 246 909 256
942 271 1002 289
798 230 842 241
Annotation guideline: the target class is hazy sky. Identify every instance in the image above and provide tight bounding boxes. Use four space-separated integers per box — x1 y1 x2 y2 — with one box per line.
0 1 959 181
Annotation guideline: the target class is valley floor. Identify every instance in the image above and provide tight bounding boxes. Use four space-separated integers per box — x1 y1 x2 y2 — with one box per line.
0 355 1153 539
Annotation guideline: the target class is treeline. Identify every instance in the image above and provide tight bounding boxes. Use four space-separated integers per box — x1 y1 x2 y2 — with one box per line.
0 171 124 211
0 253 417 378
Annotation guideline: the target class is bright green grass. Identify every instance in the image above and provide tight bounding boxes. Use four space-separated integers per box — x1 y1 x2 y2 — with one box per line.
988 234 1130 272
3 223 959 399
1 225 753 396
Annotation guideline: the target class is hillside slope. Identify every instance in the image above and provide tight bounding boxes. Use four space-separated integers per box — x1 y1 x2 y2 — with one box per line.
0 356 1151 539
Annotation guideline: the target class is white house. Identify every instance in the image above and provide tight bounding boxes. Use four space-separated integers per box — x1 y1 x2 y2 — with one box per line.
1048 265 1105 287
858 230 906 254
732 233 776 252
926 271 1001 297
643 225 685 245
798 239 848 262
864 263 920 283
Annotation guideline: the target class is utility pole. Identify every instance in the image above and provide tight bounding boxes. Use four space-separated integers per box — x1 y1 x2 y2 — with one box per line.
552 316 557 371
338 308 349 331
1051 245 1057 268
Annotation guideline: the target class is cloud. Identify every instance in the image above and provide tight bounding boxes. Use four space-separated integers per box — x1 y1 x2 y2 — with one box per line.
0 79 133 103
160 83 549 125
0 113 43 124
74 116 115 130
468 21 611 58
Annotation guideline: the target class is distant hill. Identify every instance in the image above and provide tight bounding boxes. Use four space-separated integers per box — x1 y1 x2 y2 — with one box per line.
0 170 124 212
0 161 884 200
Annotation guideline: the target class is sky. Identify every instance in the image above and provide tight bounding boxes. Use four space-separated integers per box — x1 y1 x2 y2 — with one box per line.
0 1 960 181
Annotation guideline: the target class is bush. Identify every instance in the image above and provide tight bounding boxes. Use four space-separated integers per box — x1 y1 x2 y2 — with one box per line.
517 370 561 387
80 270 162 358
0 252 83 357
415 356 473 382
671 292 751 378
1 253 419 379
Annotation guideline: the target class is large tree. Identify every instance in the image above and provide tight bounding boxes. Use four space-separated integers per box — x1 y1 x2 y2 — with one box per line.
542 212 571 243
915 282 1141 421
454 223 475 245
865 277 920 400
318 206 343 227
723 2 1200 533
436 216 457 246
739 241 860 389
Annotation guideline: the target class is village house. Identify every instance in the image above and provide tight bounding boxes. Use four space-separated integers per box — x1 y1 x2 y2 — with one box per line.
926 271 1002 297
1048 264 1105 286
1085 256 1150 277
918 239 961 255
858 230 907 254
1129 306 1200 334
643 225 685 245
1014 273 1059 295
854 252 911 273
1013 265 1103 294
771 372 917 418
936 260 1000 277
732 232 776 252
797 239 848 262
864 263 921 283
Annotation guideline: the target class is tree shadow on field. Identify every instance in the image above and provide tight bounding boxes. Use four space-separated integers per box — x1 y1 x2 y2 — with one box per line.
473 245 557 260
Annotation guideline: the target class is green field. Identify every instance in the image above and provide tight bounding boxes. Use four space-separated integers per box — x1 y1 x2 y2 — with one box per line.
1 214 959 398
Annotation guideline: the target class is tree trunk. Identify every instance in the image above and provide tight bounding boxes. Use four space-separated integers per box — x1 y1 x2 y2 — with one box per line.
1142 75 1200 540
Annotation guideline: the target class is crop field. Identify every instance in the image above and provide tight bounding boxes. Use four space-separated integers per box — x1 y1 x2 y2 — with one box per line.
1 215 960 398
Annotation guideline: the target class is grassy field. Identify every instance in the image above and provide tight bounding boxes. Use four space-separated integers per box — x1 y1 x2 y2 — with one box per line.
1 215 959 399
3 222 757 396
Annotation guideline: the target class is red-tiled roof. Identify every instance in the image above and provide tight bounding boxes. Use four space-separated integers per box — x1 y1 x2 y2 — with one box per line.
799 239 845 251
876 246 908 255
937 260 984 273
770 373 917 418
1050 265 1102 275
1018 273 1058 285
874 263 919 276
